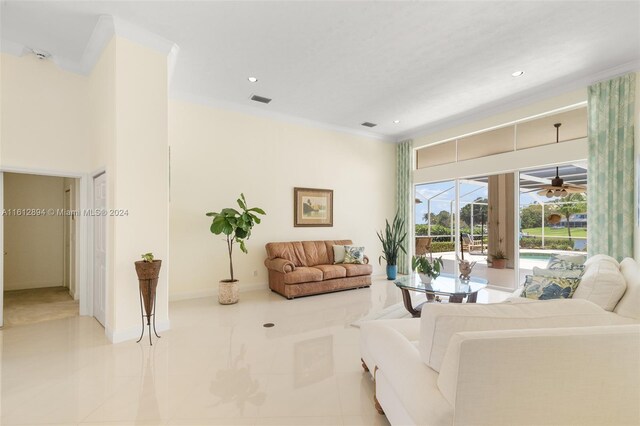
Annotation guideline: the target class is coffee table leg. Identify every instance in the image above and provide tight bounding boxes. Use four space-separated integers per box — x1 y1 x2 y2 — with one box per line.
400 288 421 317
449 294 464 303
467 291 478 303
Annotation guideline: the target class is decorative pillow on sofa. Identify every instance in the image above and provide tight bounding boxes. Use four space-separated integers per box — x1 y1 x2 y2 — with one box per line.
333 245 346 264
520 275 581 300
532 266 583 278
343 245 365 264
547 254 586 271
573 261 627 311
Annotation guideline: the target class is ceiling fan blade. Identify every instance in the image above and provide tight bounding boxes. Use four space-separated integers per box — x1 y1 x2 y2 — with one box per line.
564 186 587 193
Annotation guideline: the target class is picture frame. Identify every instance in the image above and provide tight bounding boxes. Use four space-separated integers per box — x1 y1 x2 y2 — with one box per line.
294 187 333 227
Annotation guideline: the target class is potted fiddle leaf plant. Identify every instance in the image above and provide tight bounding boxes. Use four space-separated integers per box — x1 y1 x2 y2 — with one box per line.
206 194 266 305
412 255 443 284
377 210 407 280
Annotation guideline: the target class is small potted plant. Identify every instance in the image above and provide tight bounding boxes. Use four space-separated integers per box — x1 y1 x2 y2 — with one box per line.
376 210 407 280
490 250 508 269
206 194 265 304
412 255 443 284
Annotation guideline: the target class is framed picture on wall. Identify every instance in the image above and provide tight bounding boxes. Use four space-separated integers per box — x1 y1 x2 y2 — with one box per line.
294 187 333 227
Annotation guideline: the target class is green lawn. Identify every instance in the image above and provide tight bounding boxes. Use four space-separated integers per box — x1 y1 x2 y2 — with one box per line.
522 227 587 238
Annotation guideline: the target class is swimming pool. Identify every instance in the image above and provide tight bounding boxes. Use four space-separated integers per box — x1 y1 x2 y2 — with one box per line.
519 252 553 261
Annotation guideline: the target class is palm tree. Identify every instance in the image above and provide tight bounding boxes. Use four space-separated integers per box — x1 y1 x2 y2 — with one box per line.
552 193 586 243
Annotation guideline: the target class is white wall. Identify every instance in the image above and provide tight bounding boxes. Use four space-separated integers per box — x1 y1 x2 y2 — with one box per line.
3 173 64 290
87 39 115 173
63 177 78 299
169 99 396 300
0 53 93 173
108 37 169 341
0 39 170 343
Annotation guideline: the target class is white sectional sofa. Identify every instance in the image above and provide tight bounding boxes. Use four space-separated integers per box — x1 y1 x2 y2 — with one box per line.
359 256 640 425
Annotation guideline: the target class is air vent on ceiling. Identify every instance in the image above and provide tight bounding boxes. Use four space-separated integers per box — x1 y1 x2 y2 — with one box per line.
250 95 272 104
361 122 377 128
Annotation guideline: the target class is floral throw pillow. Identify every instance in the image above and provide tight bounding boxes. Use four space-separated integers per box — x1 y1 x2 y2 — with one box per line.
546 254 586 271
343 245 365 264
532 266 583 279
520 275 581 300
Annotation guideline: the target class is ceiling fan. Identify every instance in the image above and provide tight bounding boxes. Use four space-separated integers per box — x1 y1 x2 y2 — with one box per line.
536 123 587 198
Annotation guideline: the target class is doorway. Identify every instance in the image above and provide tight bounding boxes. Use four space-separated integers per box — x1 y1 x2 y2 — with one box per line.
2 173 80 327
414 172 517 289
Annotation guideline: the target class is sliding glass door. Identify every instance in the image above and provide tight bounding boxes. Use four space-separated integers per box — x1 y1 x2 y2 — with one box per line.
518 164 588 282
415 173 517 289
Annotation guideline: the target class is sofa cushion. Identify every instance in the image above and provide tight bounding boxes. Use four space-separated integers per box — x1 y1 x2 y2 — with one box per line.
360 318 420 374
520 275 581 300
343 245 365 264
419 299 634 372
324 240 352 264
584 254 620 270
332 245 346 264
573 260 627 311
342 263 372 277
313 264 347 280
364 321 453 425
614 258 640 320
532 266 583 278
302 241 331 266
265 241 308 267
282 266 323 284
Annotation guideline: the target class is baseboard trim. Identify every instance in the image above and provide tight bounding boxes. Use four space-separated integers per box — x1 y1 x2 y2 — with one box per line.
4 281 64 291
169 282 268 302
107 319 171 344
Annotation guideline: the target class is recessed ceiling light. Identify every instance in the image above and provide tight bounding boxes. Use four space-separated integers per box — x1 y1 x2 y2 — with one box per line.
393 120 400 124
511 71 525 77
248 77 258 83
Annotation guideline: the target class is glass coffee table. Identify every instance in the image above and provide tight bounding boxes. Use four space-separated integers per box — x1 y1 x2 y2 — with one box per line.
394 273 488 317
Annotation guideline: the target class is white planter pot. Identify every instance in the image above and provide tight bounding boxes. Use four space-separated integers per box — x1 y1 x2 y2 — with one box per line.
218 280 239 305
418 273 432 284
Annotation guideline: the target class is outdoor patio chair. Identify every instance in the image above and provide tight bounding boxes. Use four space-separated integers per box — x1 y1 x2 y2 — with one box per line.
415 236 433 256
462 233 484 254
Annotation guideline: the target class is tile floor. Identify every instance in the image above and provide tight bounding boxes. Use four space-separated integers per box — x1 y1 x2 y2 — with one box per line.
0 275 509 426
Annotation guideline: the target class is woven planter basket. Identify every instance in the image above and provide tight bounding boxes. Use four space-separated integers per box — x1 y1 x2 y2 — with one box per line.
134 260 162 318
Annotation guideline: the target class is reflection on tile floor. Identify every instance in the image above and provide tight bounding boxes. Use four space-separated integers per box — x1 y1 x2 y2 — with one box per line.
0 275 509 425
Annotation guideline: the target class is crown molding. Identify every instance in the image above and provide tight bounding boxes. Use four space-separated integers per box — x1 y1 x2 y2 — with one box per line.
0 14 178 76
111 16 177 57
396 59 640 143
77 15 116 75
0 39 28 57
171 90 394 143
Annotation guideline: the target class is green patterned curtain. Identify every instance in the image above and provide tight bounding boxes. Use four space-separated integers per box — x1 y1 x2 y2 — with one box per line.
587 73 636 260
396 139 413 274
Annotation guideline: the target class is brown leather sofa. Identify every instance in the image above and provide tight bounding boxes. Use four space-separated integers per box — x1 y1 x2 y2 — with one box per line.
264 240 372 299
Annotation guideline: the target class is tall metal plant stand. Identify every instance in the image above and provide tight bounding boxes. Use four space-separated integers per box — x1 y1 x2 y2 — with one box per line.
134 260 162 345
137 278 161 345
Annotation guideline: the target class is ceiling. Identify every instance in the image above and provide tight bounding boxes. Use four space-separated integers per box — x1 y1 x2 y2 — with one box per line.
2 1 639 141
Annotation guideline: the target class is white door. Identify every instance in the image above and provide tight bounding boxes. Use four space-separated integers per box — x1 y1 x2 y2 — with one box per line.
93 173 106 327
